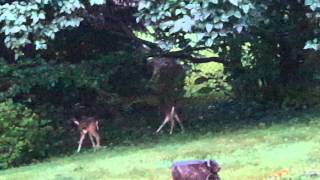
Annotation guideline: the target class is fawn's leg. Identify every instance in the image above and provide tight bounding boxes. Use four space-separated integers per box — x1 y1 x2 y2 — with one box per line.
156 116 169 133
89 134 96 148
92 131 101 150
169 117 175 134
77 133 86 153
174 114 184 132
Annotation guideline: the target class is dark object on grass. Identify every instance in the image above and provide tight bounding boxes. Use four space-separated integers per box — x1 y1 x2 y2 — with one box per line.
171 160 221 180
301 171 320 178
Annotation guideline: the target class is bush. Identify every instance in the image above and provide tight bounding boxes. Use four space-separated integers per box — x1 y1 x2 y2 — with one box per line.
0 99 52 169
184 62 231 98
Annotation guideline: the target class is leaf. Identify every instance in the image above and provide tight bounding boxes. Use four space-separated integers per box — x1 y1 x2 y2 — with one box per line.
170 15 193 33
203 11 211 19
190 8 198 16
206 23 213 32
304 40 319 50
35 39 47 50
221 14 229 22
38 11 45 20
234 10 242 18
195 33 205 42
89 0 106 5
181 15 193 32
15 16 26 24
5 12 16 21
235 25 243 33
211 32 218 39
186 3 199 10
219 30 227 36
175 9 182 15
138 1 151 11
213 16 220 23
210 0 219 4
229 0 239 6
241 4 251 13
205 38 214 46
213 23 223 29
305 0 314 6
10 26 21 34
170 22 182 33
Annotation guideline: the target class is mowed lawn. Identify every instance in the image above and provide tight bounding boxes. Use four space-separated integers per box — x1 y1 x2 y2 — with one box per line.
1 114 320 180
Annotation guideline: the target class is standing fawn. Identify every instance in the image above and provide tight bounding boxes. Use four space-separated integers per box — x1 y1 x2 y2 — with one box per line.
156 105 184 134
73 116 101 152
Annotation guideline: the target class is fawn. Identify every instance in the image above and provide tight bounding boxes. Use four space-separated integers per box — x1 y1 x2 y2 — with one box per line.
73 116 101 152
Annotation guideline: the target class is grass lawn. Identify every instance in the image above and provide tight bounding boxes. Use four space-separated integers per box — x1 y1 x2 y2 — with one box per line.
1 112 320 180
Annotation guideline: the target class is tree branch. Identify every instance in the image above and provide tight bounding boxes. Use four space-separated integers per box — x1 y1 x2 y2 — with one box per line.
81 8 226 64
165 54 226 64
148 46 227 64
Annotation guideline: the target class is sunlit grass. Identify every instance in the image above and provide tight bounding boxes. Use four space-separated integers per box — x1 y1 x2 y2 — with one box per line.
1 114 320 180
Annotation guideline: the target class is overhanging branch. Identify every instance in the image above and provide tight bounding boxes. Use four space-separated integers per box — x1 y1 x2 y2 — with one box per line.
164 54 226 64
81 8 226 64
148 46 227 64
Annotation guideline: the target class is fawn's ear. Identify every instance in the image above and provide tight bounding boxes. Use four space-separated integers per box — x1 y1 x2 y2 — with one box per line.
73 120 80 125
206 160 211 167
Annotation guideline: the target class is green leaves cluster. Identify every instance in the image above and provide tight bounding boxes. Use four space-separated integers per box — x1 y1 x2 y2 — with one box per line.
136 0 255 50
305 0 320 11
0 52 149 105
0 0 84 59
0 99 52 169
0 52 151 169
0 57 111 101
185 63 230 97
304 0 320 50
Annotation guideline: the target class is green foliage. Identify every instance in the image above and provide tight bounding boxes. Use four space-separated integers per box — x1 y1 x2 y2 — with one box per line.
89 0 106 5
0 99 52 169
0 0 84 58
0 53 151 169
305 0 320 11
0 58 103 101
229 39 280 102
280 87 320 110
303 0 320 50
0 52 147 100
184 62 231 97
304 38 320 50
136 0 256 50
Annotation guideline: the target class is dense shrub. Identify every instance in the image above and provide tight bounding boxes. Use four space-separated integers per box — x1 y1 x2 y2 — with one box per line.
184 62 231 98
0 100 53 169
0 53 155 168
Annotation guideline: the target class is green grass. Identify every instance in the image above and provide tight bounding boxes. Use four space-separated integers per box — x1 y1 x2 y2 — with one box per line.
1 114 320 180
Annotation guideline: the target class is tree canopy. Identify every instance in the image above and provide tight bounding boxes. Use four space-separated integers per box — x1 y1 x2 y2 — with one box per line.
1 0 320 60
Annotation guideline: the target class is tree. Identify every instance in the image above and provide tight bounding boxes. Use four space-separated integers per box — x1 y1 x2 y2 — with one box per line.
0 0 138 59
1 0 320 100
137 0 318 98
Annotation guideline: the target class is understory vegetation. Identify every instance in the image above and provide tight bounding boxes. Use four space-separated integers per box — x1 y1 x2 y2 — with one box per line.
1 108 320 180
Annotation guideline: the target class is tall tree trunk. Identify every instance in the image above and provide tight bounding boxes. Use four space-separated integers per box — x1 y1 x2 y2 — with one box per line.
278 31 305 85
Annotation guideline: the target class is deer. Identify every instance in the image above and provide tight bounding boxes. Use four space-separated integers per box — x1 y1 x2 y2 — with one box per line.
72 116 101 153
148 57 186 134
